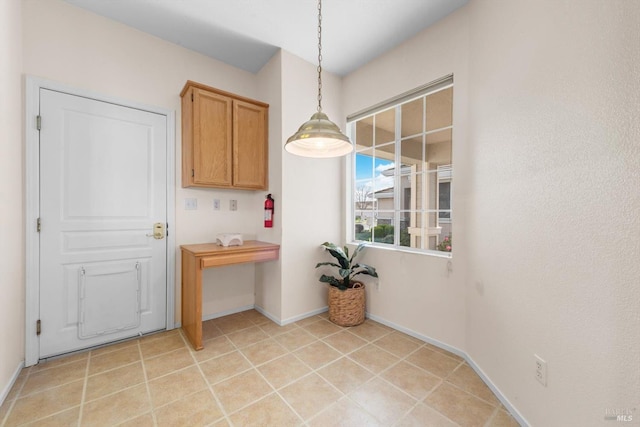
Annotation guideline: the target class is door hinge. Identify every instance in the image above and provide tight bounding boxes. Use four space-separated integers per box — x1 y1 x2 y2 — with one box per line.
37 217 41 232
36 319 41 336
36 115 42 131
166 222 169 237
191 93 194 102
191 169 194 177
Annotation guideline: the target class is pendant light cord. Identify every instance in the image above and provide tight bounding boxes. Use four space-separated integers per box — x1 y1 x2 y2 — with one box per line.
317 0 323 112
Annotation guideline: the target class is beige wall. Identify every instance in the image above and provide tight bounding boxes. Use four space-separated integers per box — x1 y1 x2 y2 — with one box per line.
344 1 640 426
255 51 283 319
465 1 639 425
0 0 25 402
21 0 267 323
343 6 470 352
279 51 345 322
254 50 346 324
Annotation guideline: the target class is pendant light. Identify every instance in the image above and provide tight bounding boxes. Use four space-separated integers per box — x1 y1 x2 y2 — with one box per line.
284 0 353 158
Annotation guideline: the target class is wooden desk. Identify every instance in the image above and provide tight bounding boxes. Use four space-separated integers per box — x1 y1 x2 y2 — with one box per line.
180 240 280 350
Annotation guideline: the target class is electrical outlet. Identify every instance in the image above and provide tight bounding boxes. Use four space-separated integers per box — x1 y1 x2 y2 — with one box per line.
230 200 237 211
213 199 220 211
535 354 547 386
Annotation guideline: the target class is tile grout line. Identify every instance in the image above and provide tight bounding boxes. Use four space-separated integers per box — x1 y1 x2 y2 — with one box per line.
76 351 91 426
321 325 474 427
298 321 416 425
299 322 390 421
223 320 312 424
483 405 504 427
0 366 31 427
137 338 159 427
186 331 233 426
221 316 349 424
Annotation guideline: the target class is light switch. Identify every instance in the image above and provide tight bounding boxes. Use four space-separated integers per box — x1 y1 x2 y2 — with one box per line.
213 199 220 211
184 198 198 210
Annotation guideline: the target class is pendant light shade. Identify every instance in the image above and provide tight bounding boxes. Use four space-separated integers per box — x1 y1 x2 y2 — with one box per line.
285 111 353 158
284 0 353 158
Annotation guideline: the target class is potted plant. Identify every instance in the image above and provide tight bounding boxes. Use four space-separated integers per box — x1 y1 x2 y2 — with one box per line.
316 242 378 326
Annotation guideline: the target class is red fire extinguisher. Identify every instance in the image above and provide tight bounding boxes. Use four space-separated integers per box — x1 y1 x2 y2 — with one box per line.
264 194 274 228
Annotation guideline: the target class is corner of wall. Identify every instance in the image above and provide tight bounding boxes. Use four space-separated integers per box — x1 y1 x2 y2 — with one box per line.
0 0 25 404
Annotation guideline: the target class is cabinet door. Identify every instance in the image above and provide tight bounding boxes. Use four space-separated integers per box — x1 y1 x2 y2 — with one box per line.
193 89 232 187
233 100 268 189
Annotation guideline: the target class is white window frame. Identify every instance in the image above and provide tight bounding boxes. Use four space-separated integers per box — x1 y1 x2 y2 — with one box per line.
346 75 453 257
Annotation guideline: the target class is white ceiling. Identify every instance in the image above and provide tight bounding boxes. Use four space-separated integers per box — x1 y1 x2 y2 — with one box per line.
63 0 468 76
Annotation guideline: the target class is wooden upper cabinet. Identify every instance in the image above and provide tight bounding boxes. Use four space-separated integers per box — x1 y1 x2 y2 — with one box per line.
181 81 269 190
233 100 268 189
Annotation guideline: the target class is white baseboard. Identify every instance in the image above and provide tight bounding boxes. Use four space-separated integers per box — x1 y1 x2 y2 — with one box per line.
252 305 328 326
202 305 255 322
280 306 328 326
0 361 24 408
464 356 528 426
366 312 528 427
172 305 257 329
366 312 466 359
253 305 282 325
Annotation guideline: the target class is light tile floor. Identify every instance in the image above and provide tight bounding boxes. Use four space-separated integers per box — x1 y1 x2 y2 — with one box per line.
0 310 521 426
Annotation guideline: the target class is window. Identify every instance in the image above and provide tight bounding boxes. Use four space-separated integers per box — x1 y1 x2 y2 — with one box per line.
349 76 453 254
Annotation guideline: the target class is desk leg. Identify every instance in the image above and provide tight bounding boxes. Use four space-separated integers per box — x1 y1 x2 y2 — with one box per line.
181 251 203 350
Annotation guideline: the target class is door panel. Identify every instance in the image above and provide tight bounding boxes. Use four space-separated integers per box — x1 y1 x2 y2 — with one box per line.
39 89 167 358
233 100 267 189
78 261 141 339
193 89 232 186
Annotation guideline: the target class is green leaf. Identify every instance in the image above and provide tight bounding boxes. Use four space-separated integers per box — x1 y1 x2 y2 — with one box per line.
315 262 342 269
344 245 349 259
352 263 378 278
320 242 349 268
349 243 367 263
339 268 351 278
319 274 342 287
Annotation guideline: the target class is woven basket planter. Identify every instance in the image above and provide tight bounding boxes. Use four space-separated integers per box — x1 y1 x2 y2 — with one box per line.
328 282 365 327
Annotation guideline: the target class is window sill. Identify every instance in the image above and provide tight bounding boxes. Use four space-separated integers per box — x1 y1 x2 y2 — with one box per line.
350 241 452 259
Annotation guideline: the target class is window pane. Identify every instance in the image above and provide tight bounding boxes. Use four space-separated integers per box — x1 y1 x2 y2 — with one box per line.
355 151 373 180
354 181 374 211
426 130 452 166
426 211 439 250
438 232 453 252
375 142 395 164
425 87 453 131
374 187 395 218
400 211 421 249
426 172 438 210
401 98 423 138
400 136 424 169
356 117 373 149
354 211 373 242
354 151 375 221
372 212 395 244
398 173 424 211
439 181 451 220
374 109 395 145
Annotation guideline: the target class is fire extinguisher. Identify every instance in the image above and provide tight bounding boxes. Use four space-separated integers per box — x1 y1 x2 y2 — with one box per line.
264 194 274 228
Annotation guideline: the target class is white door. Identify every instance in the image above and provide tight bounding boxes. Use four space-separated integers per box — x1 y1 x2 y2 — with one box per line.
39 89 168 358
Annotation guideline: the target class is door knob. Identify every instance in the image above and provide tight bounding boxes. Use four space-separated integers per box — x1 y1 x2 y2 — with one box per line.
146 222 165 239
